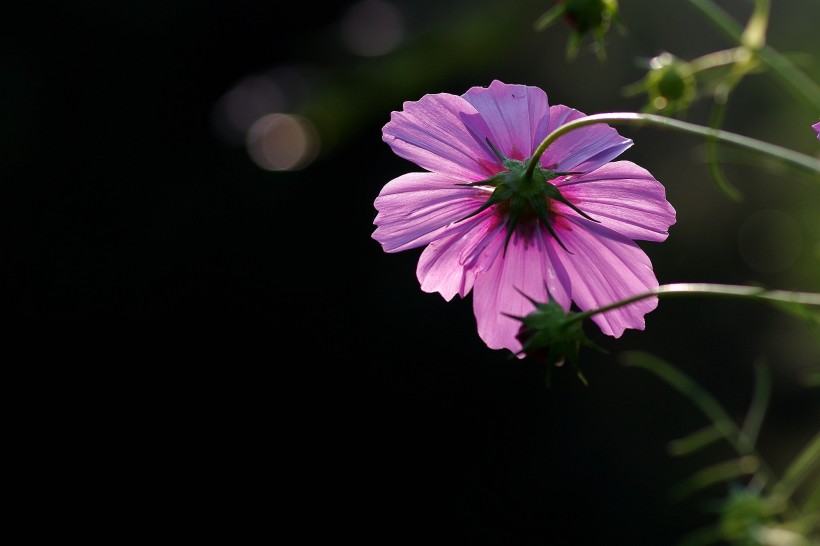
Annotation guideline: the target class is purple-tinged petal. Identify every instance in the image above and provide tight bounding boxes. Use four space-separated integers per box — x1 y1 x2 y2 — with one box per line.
462 80 550 160
813 120 820 141
540 105 632 173
416 212 500 301
472 226 572 355
383 93 500 181
551 218 660 337
556 161 676 242
373 172 488 253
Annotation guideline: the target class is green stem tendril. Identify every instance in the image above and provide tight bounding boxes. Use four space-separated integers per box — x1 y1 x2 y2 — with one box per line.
528 112 820 178
572 283 820 324
688 47 748 74
706 96 743 201
688 0 820 111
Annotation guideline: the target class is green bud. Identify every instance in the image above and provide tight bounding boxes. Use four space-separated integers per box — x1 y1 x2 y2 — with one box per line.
513 292 606 385
644 53 696 113
563 0 619 34
718 488 777 544
534 0 621 61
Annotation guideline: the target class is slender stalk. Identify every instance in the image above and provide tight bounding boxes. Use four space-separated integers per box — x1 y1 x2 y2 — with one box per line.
688 47 747 73
526 112 820 178
572 282 820 323
688 0 820 111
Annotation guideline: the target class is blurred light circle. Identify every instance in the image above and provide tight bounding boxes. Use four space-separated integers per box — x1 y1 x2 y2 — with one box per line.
246 114 320 171
738 209 802 273
340 0 405 57
212 77 286 146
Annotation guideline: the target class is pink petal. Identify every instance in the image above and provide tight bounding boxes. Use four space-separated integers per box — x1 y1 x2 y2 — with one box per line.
415 213 499 301
471 227 572 355
541 105 632 173
552 218 660 337
556 161 676 242
372 172 488 253
383 92 500 181
462 80 550 160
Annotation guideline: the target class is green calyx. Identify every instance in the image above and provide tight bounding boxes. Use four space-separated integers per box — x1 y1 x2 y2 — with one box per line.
645 52 696 113
563 0 619 34
511 291 607 385
457 138 597 253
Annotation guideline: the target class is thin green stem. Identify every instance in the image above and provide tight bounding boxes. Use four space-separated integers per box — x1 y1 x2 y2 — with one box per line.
688 0 820 110
741 0 769 51
528 112 820 177
688 47 747 74
621 351 799 517
572 282 820 323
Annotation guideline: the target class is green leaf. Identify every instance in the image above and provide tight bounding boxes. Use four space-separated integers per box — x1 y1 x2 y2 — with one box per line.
771 431 820 505
741 359 771 449
669 456 760 501
619 351 748 453
668 425 725 457
533 4 566 31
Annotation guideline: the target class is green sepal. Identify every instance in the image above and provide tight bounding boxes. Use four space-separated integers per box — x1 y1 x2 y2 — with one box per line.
541 175 600 223
510 289 607 383
533 3 567 32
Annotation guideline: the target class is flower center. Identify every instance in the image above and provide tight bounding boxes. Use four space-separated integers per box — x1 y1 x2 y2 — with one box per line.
457 138 597 252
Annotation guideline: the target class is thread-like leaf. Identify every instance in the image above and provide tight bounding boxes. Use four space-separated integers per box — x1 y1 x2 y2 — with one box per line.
669 456 760 501
771 431 820 504
668 425 725 457
741 359 770 449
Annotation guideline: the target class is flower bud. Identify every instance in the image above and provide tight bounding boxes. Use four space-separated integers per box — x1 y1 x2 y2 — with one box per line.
512 292 605 384
562 0 619 34
534 0 620 60
718 489 776 544
644 53 696 113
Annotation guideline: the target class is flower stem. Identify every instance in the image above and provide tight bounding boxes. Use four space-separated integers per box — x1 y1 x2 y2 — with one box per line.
688 0 820 111
572 282 820 323
527 112 820 178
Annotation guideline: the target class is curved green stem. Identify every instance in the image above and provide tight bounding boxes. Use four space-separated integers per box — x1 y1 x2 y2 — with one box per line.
688 0 820 111
573 282 820 323
688 47 747 74
527 112 820 178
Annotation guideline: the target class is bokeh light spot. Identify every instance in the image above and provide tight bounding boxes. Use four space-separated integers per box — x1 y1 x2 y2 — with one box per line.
738 209 802 273
340 0 405 57
211 76 286 146
246 113 320 171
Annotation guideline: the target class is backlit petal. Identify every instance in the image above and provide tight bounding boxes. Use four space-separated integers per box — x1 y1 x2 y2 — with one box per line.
416 212 497 301
373 172 487 253
556 161 676 242
472 227 571 355
551 218 660 337
462 80 550 160
383 93 501 181
540 105 632 173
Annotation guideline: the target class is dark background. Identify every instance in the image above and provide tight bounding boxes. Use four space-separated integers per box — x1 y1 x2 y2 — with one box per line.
4 1 819 543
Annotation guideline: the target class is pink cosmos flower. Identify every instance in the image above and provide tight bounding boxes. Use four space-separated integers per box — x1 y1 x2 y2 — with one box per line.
372 80 676 356
814 120 820 141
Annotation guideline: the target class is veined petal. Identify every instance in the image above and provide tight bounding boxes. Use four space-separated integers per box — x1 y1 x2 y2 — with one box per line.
541 105 632 173
472 226 571 355
383 92 500 181
462 80 550 160
552 218 660 337
556 161 677 242
416 212 498 301
372 172 489 253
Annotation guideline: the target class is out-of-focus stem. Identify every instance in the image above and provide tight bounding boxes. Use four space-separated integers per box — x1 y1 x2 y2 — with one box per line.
688 0 820 111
